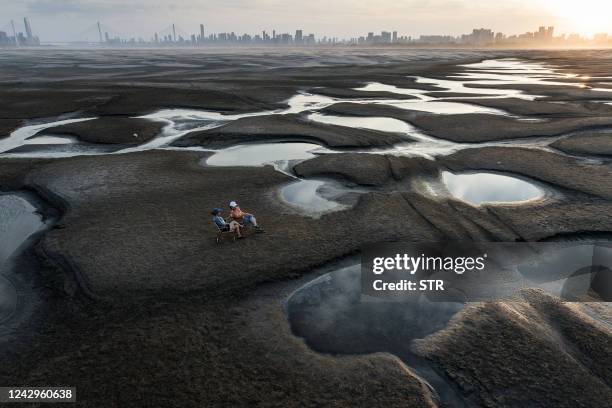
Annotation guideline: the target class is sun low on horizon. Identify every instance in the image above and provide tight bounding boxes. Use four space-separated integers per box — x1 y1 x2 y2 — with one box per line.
543 0 612 36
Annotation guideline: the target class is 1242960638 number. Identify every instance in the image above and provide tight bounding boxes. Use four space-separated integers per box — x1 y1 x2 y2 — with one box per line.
0 387 76 403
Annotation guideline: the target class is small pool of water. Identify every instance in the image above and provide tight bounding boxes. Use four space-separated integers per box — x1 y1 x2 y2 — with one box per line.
286 262 466 406
442 171 544 205
0 194 44 324
24 135 76 145
355 82 429 97
414 76 529 99
460 59 557 74
308 113 415 134
0 117 95 155
308 113 457 149
280 179 347 217
5 143 119 158
358 59 599 103
284 93 339 114
384 99 506 115
355 81 526 109
206 142 326 167
0 275 17 325
451 72 590 89
0 195 43 266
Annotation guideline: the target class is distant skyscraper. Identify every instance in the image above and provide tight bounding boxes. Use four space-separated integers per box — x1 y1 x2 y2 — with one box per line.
392 31 397 43
10 20 18 46
97 22 103 43
200 24 205 42
295 29 303 43
23 17 33 40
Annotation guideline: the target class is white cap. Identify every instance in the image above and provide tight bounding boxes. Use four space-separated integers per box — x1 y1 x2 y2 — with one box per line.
229 201 238 208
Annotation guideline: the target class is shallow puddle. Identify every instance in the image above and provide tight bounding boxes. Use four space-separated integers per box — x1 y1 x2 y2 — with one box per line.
286 263 466 406
383 99 506 115
358 59 599 102
0 117 95 154
206 142 326 168
283 93 339 114
355 82 429 97
307 113 456 150
0 195 43 266
308 113 415 133
0 275 17 325
356 80 528 107
414 76 529 99
24 135 76 145
0 194 44 324
442 171 544 205
460 59 558 74
280 179 347 217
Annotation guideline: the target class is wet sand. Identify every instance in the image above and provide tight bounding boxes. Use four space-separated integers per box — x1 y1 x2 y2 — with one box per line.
0 48 611 407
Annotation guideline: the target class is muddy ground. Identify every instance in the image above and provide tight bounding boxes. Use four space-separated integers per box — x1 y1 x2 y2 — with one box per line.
0 48 611 407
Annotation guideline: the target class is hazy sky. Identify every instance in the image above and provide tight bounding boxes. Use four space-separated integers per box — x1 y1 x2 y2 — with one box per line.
1 0 611 42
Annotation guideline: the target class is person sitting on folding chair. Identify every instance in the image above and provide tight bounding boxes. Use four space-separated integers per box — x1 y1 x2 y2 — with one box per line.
228 201 264 232
212 208 243 238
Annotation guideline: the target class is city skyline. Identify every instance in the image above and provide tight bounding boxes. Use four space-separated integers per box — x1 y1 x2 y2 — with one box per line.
2 16 611 48
2 0 612 43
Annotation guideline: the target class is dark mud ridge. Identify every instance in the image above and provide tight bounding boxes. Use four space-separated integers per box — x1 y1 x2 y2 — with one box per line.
322 102 612 143
287 261 612 407
172 113 413 149
40 117 165 146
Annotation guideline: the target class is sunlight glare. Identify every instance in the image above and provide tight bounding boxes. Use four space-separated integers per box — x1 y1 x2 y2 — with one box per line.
545 0 612 36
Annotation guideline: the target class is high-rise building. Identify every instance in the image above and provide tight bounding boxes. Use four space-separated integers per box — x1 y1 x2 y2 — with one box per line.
200 24 205 42
24 18 33 40
21 17 39 45
392 31 398 43
97 22 103 43
295 29 303 44
11 20 19 46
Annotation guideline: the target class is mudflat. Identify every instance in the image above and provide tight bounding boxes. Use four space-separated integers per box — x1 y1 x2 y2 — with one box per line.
0 48 610 407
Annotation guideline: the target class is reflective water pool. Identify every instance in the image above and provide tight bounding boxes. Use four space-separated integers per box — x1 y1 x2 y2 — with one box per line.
206 142 326 167
24 135 76 145
392 99 506 114
286 262 466 405
0 117 95 154
0 194 44 324
0 275 17 325
442 171 544 205
357 76 535 103
460 58 558 74
280 179 347 217
308 113 415 134
0 195 43 266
